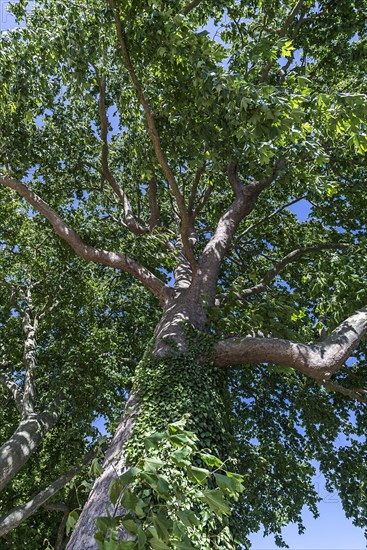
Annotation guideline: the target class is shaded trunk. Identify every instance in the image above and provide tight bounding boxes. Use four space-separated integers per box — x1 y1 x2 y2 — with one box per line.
0 411 59 492
67 291 231 549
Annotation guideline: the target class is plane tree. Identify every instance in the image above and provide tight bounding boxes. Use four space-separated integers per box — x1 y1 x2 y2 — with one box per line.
0 0 367 548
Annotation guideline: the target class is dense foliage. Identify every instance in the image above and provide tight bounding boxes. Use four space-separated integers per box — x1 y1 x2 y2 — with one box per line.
0 0 367 548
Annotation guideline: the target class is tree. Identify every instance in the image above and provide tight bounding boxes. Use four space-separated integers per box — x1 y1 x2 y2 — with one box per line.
1 0 367 548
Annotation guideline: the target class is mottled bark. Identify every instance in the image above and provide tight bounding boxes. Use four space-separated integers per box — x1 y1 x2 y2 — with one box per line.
66 393 139 550
0 448 96 537
0 411 60 492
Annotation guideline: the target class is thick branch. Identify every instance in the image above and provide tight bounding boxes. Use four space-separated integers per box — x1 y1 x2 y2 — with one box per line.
22 286 37 418
0 411 60 491
0 176 170 304
214 305 367 381
108 0 197 271
241 243 349 298
198 161 283 302
0 447 97 537
96 72 148 235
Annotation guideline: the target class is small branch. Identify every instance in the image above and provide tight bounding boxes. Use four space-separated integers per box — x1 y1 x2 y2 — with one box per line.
214 304 367 381
193 184 214 218
236 194 308 241
0 447 98 537
276 0 305 38
148 176 160 229
261 0 306 82
321 381 367 407
108 0 197 272
182 0 204 16
96 70 148 235
241 242 349 298
188 163 205 214
0 372 23 416
0 176 171 305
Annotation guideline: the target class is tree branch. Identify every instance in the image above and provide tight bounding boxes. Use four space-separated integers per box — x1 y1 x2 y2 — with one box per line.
0 410 60 491
21 286 37 418
96 70 148 235
108 0 197 272
240 242 349 298
0 372 23 416
188 163 205 215
0 447 98 537
235 194 308 242
261 0 306 82
198 161 284 302
0 176 171 305
214 304 367 381
182 0 204 16
321 380 367 407
148 176 160 229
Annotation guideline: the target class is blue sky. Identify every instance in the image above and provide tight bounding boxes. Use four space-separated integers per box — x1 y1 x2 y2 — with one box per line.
2 3 366 548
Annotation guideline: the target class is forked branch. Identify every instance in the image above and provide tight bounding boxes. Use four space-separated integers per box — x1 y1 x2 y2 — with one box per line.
0 176 171 304
199 160 284 301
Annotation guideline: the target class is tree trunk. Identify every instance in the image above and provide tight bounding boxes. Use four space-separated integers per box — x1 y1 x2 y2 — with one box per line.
67 293 232 549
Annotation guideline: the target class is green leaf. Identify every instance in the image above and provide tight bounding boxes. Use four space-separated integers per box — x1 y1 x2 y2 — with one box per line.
171 446 192 466
176 510 200 527
152 512 172 541
119 467 141 486
187 466 210 484
143 458 164 473
144 432 166 450
149 537 170 550
201 488 231 517
121 490 146 518
66 510 79 536
214 473 245 496
109 478 123 506
169 433 196 447
200 452 223 468
121 517 139 535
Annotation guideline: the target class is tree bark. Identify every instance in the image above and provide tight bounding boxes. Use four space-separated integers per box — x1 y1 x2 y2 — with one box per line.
66 393 139 549
0 411 60 492
66 291 230 548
